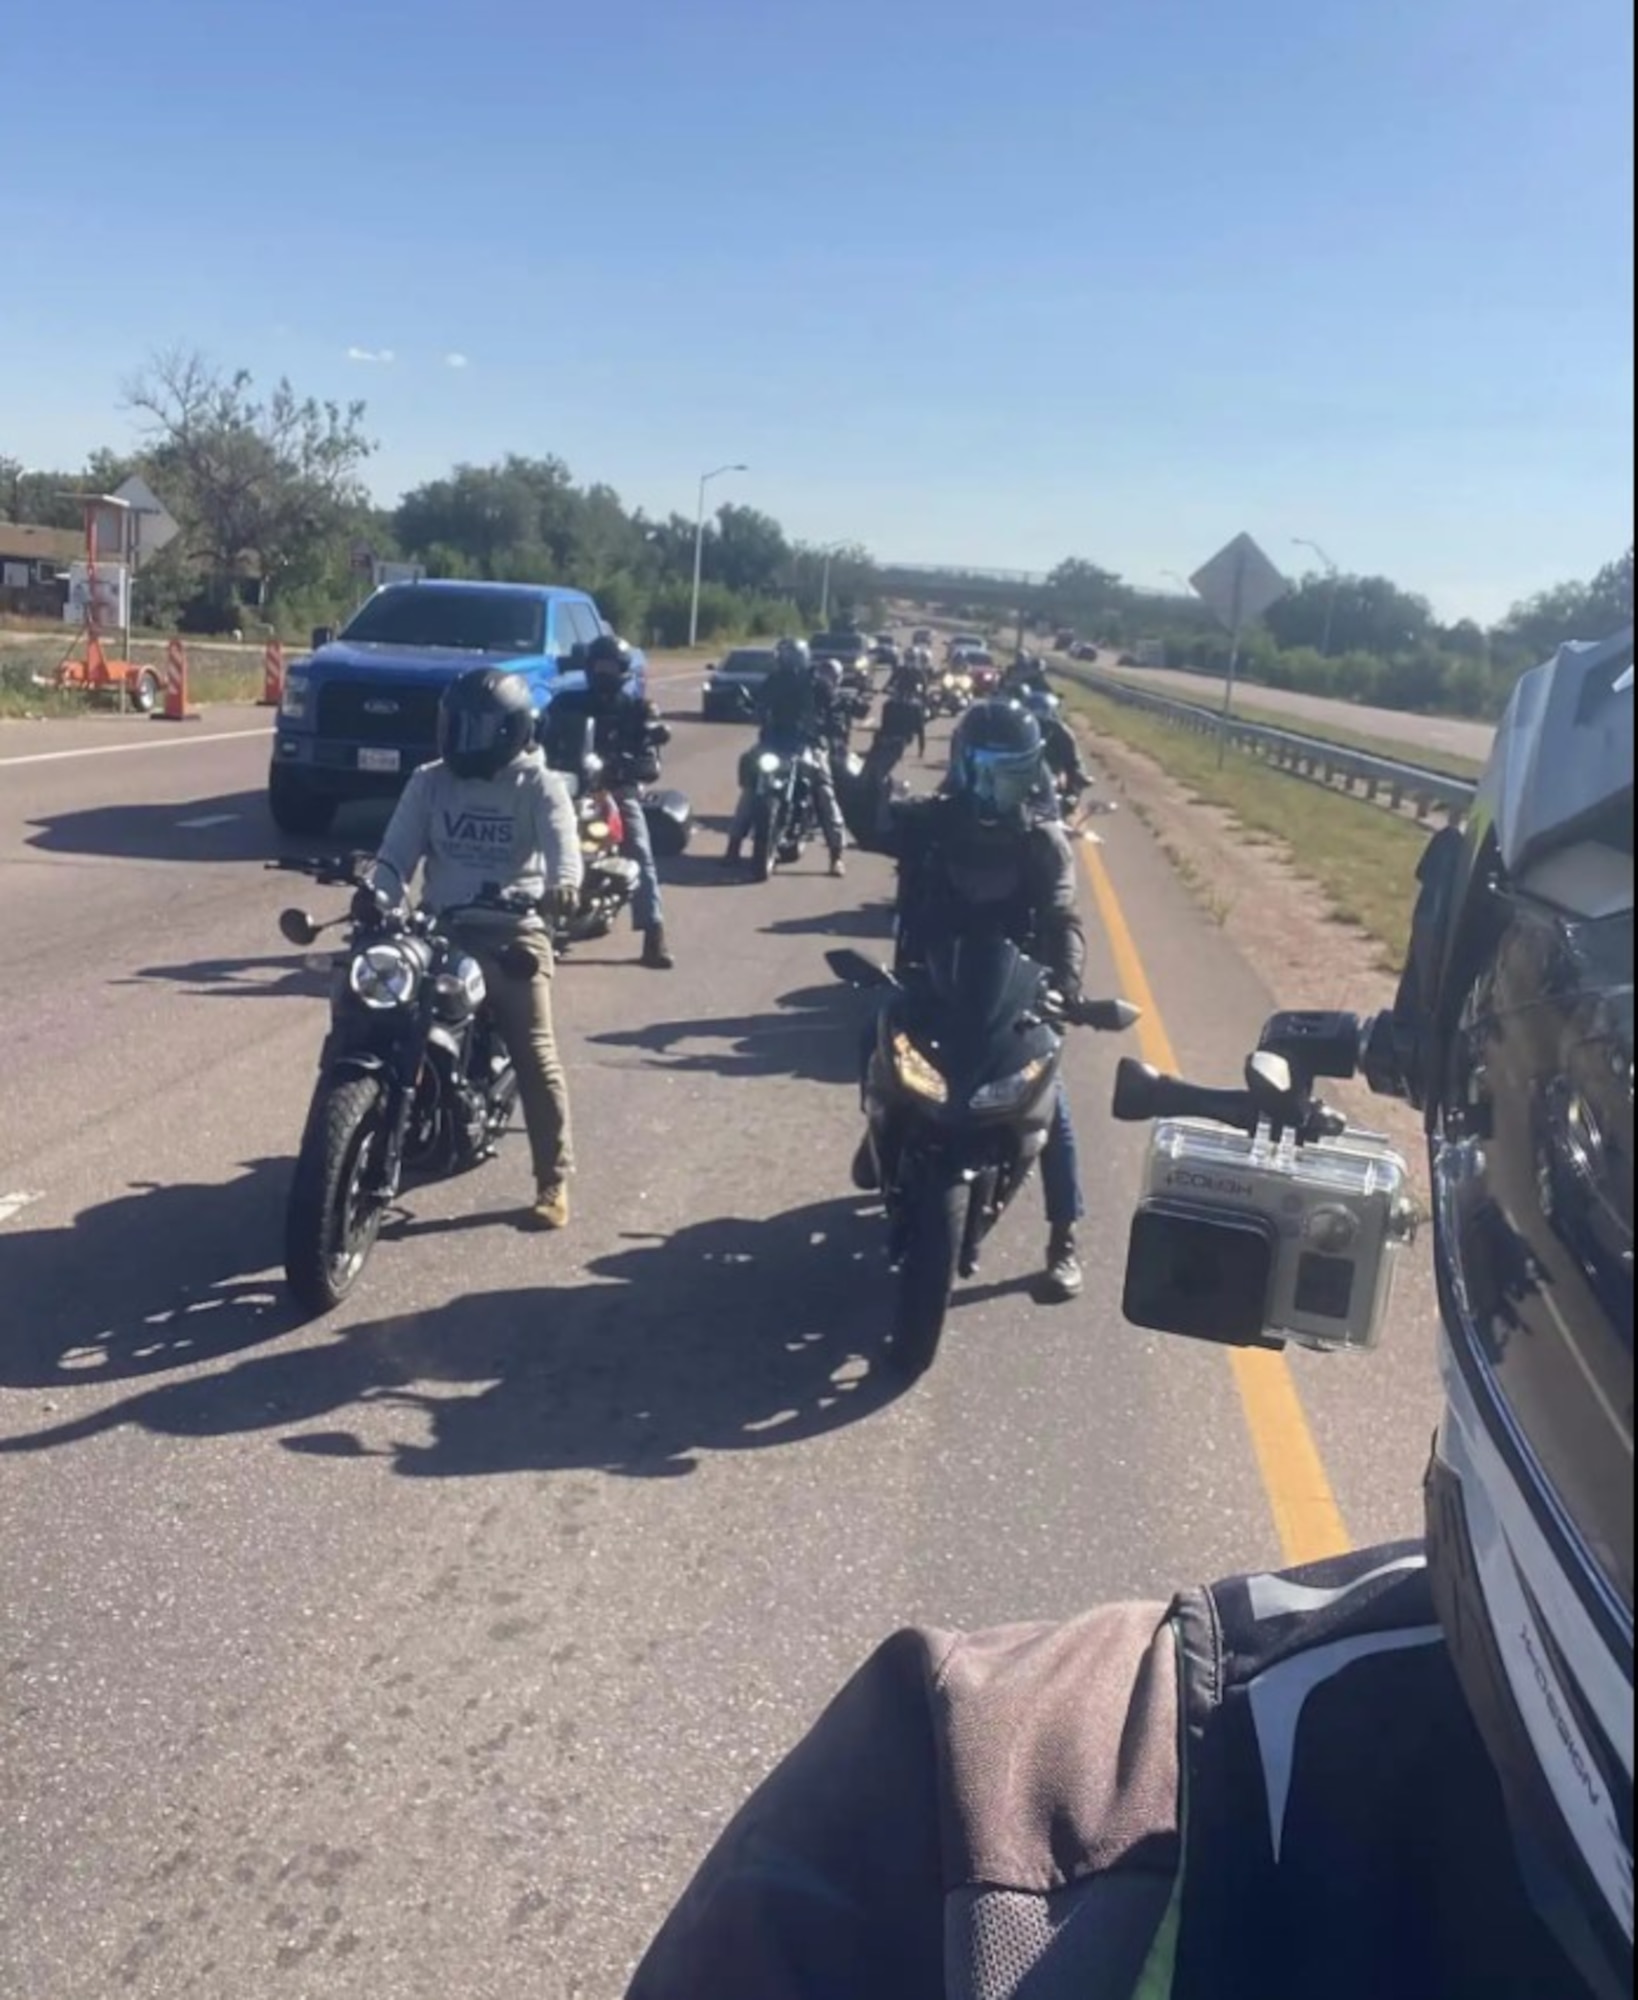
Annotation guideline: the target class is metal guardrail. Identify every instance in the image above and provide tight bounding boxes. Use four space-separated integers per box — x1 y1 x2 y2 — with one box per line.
1056 662 1477 823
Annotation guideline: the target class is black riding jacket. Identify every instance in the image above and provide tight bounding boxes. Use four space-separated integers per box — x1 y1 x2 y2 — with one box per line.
542 685 669 792
853 790 1086 999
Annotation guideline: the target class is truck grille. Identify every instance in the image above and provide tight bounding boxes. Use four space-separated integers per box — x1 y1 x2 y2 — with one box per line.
315 680 443 746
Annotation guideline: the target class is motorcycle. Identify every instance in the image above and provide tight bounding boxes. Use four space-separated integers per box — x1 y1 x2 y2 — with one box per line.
929 667 973 718
273 854 527 1312
828 936 1139 1379
554 747 641 952
739 738 826 880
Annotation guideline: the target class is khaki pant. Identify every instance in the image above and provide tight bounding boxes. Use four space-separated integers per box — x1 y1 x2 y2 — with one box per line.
460 927 573 1188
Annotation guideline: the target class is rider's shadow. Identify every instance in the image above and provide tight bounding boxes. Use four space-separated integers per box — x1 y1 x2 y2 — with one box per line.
587 982 869 1085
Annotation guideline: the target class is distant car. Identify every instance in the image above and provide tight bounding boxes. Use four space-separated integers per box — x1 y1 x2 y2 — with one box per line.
809 631 873 677
870 637 900 667
911 626 933 647
946 631 985 659
1054 628 1076 650
702 646 779 720
1071 641 1099 661
1116 651 1139 667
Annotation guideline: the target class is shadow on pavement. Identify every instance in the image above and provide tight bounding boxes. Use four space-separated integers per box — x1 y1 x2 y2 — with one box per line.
23 789 393 866
120 950 333 999
760 901 895 941
587 982 868 1084
0 1158 304 1392
0 1199 901 1476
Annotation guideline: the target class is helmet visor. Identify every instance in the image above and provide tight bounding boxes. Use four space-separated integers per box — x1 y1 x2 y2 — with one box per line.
958 743 1039 817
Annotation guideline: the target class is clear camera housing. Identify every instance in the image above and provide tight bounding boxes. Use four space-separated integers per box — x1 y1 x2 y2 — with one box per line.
1123 1117 1418 1353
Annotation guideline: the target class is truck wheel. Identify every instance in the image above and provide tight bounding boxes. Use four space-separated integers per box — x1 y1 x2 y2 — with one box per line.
131 668 161 714
269 767 337 837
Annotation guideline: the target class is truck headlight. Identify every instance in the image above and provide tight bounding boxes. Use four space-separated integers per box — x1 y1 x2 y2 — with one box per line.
279 672 310 720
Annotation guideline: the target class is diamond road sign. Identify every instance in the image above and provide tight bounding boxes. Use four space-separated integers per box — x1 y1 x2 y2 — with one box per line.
112 474 180 561
1189 532 1288 633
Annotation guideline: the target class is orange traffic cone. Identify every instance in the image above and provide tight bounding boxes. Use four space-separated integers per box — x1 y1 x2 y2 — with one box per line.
259 640 284 707
155 637 200 723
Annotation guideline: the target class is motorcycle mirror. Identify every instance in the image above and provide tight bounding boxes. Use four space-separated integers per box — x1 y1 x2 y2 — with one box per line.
279 908 322 946
825 947 892 990
1083 997 1141 1033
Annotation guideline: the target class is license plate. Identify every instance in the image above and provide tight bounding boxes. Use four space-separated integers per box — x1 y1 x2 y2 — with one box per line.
358 747 401 773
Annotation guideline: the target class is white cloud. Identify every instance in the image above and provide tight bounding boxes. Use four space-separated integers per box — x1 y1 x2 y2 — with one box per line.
345 346 396 364
444 352 470 370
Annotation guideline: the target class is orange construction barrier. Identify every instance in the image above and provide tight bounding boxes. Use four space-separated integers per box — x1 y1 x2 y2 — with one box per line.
259 639 284 707
156 637 199 723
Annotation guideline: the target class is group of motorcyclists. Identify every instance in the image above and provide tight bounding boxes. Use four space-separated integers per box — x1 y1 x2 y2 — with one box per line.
360 625 1104 1294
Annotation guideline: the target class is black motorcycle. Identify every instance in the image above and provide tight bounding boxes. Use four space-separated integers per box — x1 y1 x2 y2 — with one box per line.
828 937 1138 1379
274 855 527 1312
739 739 826 880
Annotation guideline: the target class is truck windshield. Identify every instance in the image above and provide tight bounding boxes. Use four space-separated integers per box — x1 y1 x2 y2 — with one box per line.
341 585 546 654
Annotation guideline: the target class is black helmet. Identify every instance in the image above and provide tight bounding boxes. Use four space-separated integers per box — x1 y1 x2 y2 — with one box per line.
438 667 536 780
586 632 631 688
948 698 1044 823
1396 627 1633 1993
775 637 811 672
814 656 843 691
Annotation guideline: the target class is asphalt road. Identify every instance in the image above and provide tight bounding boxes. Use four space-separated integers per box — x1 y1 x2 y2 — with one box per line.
1084 657 1495 763
0 675 1442 1999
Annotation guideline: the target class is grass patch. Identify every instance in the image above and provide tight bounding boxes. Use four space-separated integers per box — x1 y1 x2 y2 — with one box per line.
0 637 263 718
1067 685 1431 965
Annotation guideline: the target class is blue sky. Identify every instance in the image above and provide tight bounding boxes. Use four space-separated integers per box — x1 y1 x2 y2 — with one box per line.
3 0 1631 621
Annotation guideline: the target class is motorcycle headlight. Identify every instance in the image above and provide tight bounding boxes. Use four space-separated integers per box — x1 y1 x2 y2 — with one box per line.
969 1056 1050 1112
431 953 486 1022
348 940 420 1010
757 751 782 774
279 671 310 720
583 818 611 843
891 1030 948 1104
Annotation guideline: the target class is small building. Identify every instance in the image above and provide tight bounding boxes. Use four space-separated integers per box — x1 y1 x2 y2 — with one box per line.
0 523 80 616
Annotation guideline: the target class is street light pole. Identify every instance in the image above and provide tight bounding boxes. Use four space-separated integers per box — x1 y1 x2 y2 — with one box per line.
689 462 747 648
1291 536 1340 656
818 541 845 625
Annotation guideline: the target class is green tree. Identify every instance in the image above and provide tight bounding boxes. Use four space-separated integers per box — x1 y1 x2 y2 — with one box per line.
124 348 373 620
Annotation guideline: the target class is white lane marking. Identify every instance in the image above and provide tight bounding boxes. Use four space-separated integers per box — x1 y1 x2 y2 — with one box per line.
0 727 270 769
0 1191 42 1225
175 813 240 829
0 669 705 771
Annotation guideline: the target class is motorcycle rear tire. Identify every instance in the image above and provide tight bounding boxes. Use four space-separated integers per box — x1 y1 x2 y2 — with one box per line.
892 1171 964 1380
284 1073 389 1314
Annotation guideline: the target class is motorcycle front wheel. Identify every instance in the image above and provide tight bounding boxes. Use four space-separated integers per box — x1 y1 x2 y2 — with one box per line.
752 796 780 882
284 1073 390 1313
892 1169 965 1380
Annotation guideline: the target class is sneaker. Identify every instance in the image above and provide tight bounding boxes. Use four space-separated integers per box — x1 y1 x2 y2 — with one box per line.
529 1181 570 1230
1040 1226 1082 1302
829 854 847 879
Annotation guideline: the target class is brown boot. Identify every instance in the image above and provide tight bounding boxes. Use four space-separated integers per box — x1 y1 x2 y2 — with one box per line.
529 1181 570 1230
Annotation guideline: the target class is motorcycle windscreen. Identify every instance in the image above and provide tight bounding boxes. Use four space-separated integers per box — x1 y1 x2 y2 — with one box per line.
919 932 1044 1044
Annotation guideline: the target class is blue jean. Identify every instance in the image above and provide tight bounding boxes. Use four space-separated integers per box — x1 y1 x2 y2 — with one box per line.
618 789 663 931
1040 1084 1085 1231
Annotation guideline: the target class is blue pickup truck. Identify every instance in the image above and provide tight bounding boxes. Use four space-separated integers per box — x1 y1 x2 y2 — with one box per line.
267 578 645 835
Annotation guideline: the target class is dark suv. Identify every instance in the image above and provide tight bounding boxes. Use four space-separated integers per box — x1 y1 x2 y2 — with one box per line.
268 580 638 834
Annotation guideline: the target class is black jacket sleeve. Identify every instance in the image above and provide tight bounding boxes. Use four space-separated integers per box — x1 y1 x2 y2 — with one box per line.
1030 821 1086 997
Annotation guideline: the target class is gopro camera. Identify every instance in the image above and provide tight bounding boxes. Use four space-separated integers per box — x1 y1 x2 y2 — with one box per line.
1113 1012 1418 1354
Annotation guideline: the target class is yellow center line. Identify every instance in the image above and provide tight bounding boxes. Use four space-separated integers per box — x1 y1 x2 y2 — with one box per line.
1077 837 1352 1567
